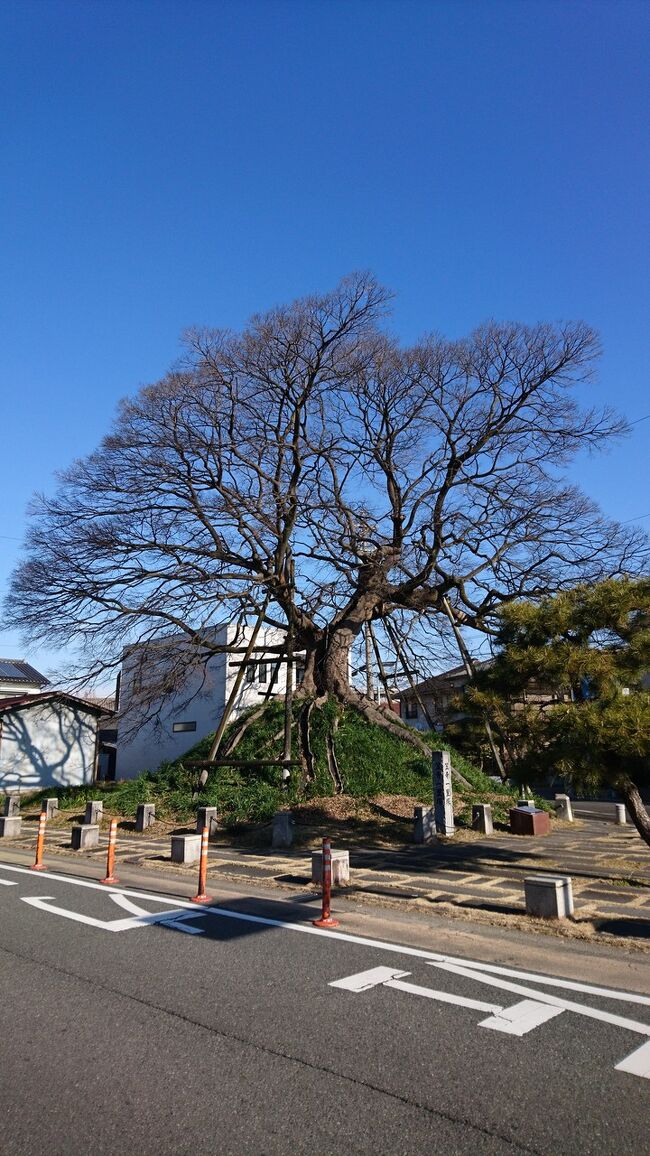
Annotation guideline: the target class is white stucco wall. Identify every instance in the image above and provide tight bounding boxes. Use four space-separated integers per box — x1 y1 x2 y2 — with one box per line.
116 624 289 780
0 701 98 792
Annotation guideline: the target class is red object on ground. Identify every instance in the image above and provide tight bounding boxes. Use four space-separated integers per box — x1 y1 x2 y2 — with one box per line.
312 836 340 928
191 825 211 903
101 817 119 884
30 811 47 871
509 808 551 836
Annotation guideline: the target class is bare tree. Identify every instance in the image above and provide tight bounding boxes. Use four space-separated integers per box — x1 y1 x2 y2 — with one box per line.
4 273 647 764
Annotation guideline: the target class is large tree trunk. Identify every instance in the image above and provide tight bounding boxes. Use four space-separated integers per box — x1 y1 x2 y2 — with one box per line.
619 778 650 850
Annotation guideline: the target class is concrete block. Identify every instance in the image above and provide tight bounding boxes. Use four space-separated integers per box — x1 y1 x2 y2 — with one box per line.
614 804 627 825
0 816 22 837
3 794 20 818
135 803 156 832
84 801 103 825
510 807 550 836
472 803 494 835
271 811 293 849
44 798 59 820
413 805 437 844
554 794 574 822
71 824 99 850
525 875 574 919
196 806 218 836
171 833 202 864
311 849 350 887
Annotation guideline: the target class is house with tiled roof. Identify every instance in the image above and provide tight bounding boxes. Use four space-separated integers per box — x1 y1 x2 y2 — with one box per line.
0 659 48 698
0 691 112 793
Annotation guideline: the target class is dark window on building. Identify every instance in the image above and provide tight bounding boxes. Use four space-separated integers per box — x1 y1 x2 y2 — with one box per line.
258 661 268 685
173 721 197 733
245 661 257 684
405 700 419 719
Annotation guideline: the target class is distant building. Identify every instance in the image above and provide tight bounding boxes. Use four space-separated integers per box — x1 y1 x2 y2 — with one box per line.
396 660 569 731
0 692 110 792
0 659 48 699
116 624 298 780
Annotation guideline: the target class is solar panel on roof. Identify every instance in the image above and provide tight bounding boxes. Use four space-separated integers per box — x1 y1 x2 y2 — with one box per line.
0 662 25 678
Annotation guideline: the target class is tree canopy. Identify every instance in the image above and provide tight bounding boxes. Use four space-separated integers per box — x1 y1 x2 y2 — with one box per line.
465 578 650 845
4 274 647 760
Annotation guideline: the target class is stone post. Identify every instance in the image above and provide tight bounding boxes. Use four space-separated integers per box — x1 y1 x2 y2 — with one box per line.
413 805 436 844
614 803 627 825
524 875 574 919
554 794 574 822
271 811 293 848
84 801 103 825
44 798 59 820
3 794 20 818
472 803 494 835
196 806 218 835
135 803 156 832
432 750 455 836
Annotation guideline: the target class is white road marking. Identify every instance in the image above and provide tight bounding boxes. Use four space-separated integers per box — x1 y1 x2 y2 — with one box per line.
479 1000 564 1036
428 961 650 1037
329 966 410 991
440 957 650 1007
21 895 206 933
0 879 17 886
615 1039 650 1079
386 978 502 1015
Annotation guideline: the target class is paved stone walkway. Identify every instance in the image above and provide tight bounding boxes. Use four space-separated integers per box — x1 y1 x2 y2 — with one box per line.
6 813 649 939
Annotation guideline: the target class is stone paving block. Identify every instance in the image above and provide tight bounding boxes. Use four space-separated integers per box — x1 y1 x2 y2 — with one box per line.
0 816 21 837
171 833 201 864
71 824 99 850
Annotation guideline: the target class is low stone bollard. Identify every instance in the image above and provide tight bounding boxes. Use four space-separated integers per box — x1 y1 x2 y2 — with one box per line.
0 816 22 837
196 806 218 836
554 794 574 822
84 801 103 825
614 804 627 825
71 824 99 850
171 833 202 864
472 803 494 835
524 875 574 919
413 805 436 844
312 848 350 887
271 811 293 849
3 794 20 818
44 798 59 820
135 803 156 832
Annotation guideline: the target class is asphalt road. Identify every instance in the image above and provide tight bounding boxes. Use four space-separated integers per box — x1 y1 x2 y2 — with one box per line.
1 859 649 1156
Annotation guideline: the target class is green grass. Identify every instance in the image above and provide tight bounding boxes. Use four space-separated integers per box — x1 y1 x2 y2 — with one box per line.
16 699 524 828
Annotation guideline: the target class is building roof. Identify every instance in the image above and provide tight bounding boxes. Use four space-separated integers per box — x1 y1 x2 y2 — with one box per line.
0 691 114 717
396 659 492 699
0 659 48 686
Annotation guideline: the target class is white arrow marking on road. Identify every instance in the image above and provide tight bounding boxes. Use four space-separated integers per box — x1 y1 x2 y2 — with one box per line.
108 892 207 933
0 879 17 885
478 1000 564 1036
615 1039 650 1078
21 895 206 932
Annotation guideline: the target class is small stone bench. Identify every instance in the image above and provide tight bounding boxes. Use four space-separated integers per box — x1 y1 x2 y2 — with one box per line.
136 803 156 832
196 806 218 836
525 875 574 919
84 801 103 825
171 834 202 865
0 816 22 838
71 824 99 850
311 849 350 887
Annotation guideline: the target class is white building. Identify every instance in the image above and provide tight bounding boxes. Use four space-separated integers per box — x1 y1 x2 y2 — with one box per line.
0 692 107 792
116 623 293 780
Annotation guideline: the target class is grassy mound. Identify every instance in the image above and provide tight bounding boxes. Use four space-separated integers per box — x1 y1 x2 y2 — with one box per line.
22 699 521 830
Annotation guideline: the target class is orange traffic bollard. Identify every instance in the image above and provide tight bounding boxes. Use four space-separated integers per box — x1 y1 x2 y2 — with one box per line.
312 836 339 928
101 817 119 884
31 810 47 871
191 825 211 903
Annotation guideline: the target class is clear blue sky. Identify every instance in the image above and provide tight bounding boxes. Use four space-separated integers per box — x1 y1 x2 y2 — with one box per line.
1 0 649 672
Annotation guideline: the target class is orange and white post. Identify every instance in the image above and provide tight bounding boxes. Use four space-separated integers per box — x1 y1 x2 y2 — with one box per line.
312 836 339 928
101 817 119 885
31 810 47 871
191 825 211 904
